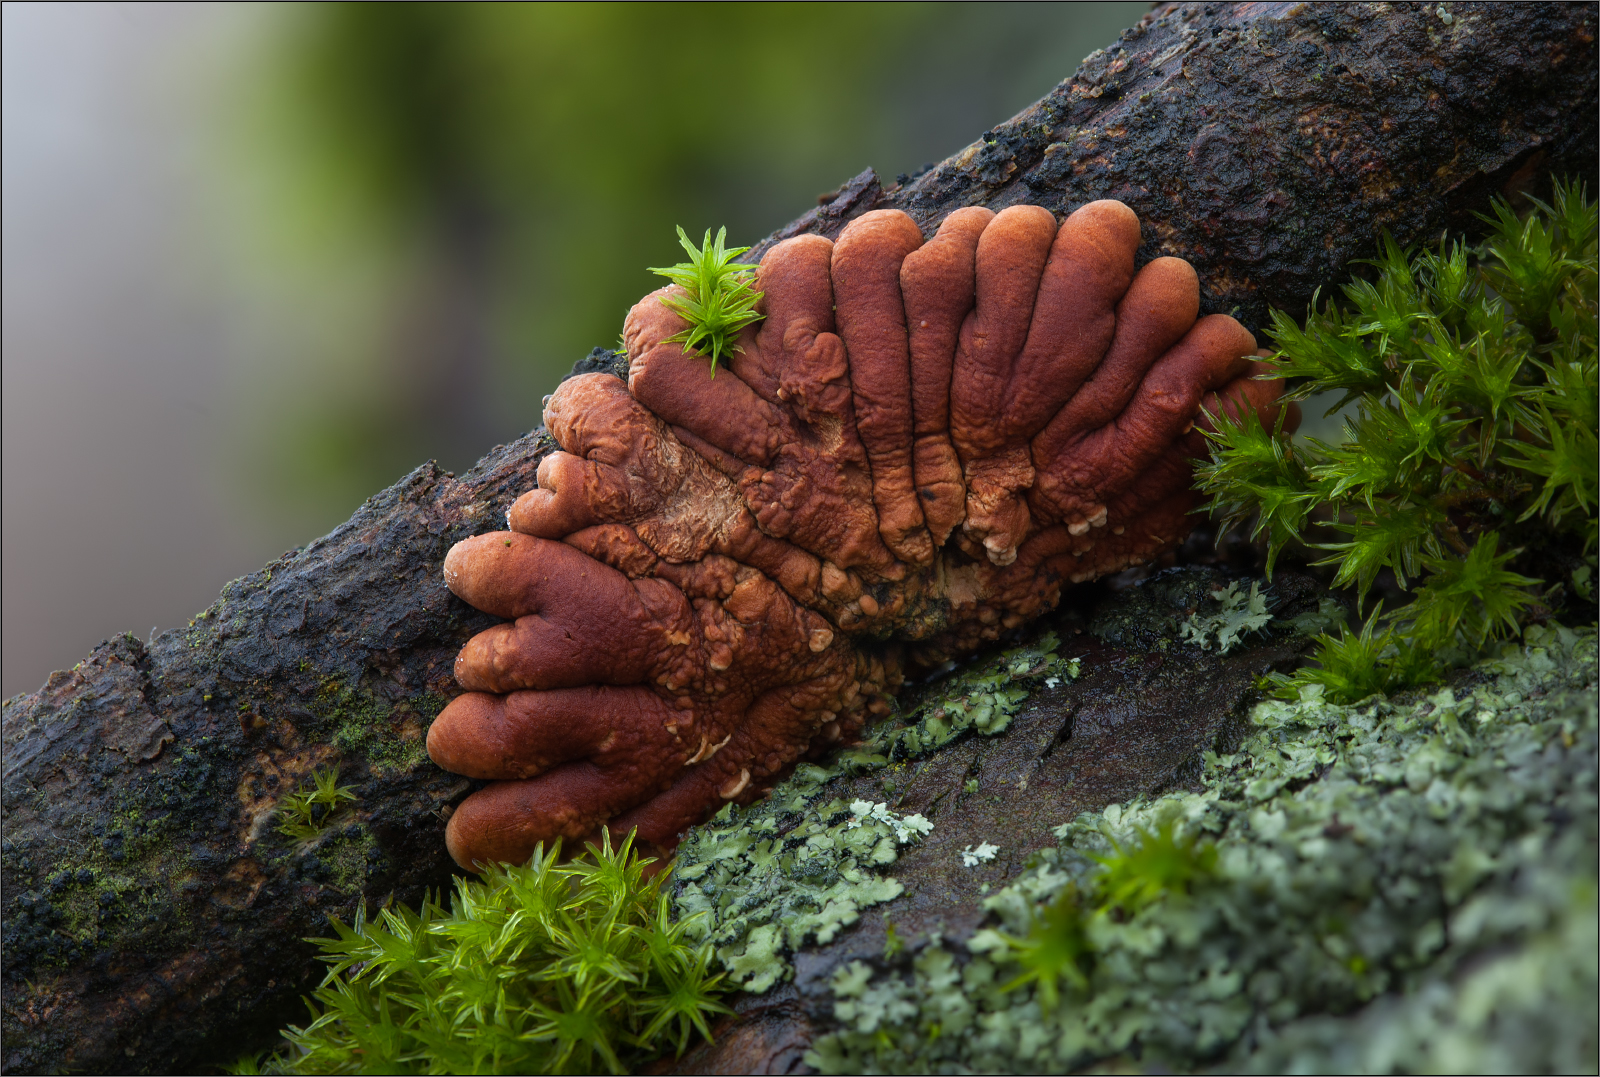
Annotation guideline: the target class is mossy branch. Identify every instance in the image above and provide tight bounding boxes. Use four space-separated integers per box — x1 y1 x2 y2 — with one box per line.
1197 180 1598 701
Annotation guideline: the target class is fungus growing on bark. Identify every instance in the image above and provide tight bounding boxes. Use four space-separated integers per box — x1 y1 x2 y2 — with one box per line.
428 201 1291 871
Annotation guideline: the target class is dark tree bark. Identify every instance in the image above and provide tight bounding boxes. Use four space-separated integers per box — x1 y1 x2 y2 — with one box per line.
755 1 1597 337
2 3 1593 1073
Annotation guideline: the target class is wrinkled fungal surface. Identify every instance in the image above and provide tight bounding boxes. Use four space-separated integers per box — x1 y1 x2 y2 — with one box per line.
429 201 1289 870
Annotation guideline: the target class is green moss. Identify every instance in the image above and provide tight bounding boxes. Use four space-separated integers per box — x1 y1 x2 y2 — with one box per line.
276 766 358 843
1198 181 1598 698
648 226 765 376
411 691 448 726
326 828 378 895
56 884 100 944
244 834 729 1075
803 625 1597 1074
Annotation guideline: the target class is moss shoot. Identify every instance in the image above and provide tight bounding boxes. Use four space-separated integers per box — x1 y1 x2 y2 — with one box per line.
1198 181 1597 702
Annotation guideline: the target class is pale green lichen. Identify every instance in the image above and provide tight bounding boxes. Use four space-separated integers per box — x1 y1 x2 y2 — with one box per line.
804 624 1597 1074
1177 580 1274 654
960 843 1000 868
671 633 1081 993
842 631 1080 769
674 791 927 993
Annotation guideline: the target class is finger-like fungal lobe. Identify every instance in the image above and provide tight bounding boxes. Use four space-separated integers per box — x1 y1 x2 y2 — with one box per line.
430 202 1290 870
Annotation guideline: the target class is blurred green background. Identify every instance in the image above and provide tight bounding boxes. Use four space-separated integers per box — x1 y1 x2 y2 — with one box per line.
2 1 1146 697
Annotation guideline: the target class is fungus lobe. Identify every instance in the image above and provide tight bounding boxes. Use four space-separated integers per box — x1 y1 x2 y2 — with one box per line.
428 201 1290 870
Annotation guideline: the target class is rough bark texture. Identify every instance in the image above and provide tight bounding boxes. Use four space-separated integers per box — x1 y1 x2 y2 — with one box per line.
1 2 1594 1073
752 1 1598 337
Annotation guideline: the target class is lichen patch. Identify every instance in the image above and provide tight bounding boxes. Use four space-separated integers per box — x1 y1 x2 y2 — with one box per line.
804 625 1597 1073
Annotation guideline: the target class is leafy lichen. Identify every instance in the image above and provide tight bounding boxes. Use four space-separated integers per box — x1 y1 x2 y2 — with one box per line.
849 631 1080 768
1177 580 1274 655
674 792 929 993
670 632 1081 993
804 625 1597 1074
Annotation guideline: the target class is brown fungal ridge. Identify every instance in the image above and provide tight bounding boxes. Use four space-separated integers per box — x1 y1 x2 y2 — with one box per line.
428 201 1290 871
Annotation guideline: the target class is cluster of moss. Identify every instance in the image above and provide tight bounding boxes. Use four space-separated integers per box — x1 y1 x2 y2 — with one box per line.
648 226 765 375
275 766 358 842
804 625 1596 1073
670 633 1081 993
1199 182 1597 701
235 834 727 1076
267 766 387 898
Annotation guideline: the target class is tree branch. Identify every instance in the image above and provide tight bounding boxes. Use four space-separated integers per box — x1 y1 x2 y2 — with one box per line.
2 3 1593 1072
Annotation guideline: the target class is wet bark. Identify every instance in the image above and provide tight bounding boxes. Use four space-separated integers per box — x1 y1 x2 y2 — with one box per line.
2 2 1594 1073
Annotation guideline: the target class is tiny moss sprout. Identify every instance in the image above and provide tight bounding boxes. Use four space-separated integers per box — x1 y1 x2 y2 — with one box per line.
274 767 357 843
1000 821 1218 1009
238 832 727 1075
649 226 765 375
1198 180 1597 702
1002 881 1094 1005
882 918 905 959
1270 606 1436 704
1087 817 1217 916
